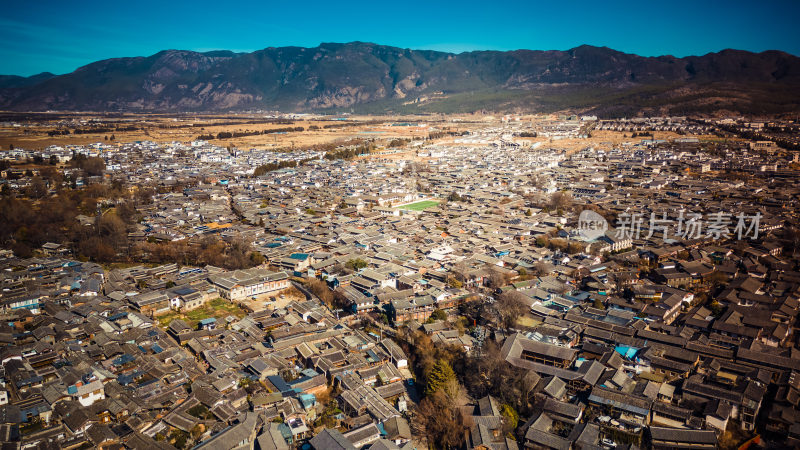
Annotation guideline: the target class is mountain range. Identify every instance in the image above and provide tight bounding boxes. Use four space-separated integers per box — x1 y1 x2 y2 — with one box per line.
2 42 799 115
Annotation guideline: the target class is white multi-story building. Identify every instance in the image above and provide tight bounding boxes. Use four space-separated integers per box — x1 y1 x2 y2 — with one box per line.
74 380 105 407
210 268 290 301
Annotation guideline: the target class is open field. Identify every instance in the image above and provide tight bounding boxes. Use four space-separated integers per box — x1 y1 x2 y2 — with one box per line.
437 128 735 156
516 315 543 329
0 112 486 151
238 285 306 312
545 129 735 154
156 297 248 328
0 111 741 167
396 200 440 211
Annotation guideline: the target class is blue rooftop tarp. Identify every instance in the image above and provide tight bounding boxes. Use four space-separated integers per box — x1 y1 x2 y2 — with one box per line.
300 368 318 378
614 345 639 360
298 393 316 409
174 286 195 296
268 375 293 393
109 312 128 321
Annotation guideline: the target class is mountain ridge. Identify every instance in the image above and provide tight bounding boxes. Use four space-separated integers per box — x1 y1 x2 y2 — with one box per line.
2 42 799 115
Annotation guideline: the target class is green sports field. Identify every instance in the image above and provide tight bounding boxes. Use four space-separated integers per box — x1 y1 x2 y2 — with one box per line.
396 200 440 211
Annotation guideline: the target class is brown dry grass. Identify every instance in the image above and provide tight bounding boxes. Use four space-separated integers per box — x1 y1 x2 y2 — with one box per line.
533 130 736 155
0 113 475 151
0 112 728 156
416 127 729 158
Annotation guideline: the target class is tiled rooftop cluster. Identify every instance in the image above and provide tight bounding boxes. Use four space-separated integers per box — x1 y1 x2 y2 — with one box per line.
1 116 800 449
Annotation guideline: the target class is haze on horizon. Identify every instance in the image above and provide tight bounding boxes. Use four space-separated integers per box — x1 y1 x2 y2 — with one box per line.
2 0 799 77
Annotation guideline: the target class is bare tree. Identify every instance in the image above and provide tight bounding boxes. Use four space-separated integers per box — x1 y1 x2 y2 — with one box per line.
306 278 334 305
495 291 528 329
529 173 545 189
26 177 48 199
533 261 553 277
487 266 511 289
549 191 573 211
413 391 469 448
451 261 469 283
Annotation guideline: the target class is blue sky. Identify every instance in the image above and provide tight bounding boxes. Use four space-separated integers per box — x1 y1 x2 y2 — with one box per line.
2 0 799 76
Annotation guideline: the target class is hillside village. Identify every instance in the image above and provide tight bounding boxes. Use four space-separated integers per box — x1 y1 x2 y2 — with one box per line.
1 116 800 449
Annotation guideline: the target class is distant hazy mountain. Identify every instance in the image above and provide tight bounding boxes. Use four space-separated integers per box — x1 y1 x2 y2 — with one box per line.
0 72 57 90
2 42 799 115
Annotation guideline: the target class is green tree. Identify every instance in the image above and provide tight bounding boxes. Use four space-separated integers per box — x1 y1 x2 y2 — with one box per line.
170 429 189 449
191 424 205 440
430 309 447 321
709 300 724 317
501 403 519 430
425 359 457 398
346 258 367 270
446 276 463 289
447 191 463 202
